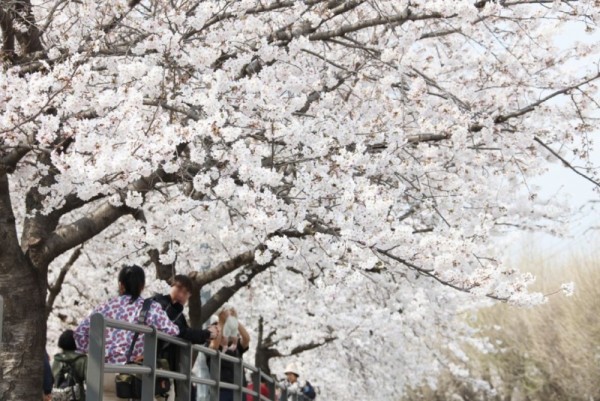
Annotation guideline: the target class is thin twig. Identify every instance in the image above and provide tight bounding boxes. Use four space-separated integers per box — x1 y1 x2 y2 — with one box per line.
533 137 600 189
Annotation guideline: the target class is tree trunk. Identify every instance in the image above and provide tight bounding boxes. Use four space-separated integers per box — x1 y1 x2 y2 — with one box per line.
255 316 274 376
254 347 274 377
188 282 203 329
0 174 47 401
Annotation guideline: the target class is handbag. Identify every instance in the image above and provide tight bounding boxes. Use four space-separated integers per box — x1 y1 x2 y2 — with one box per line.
115 299 171 398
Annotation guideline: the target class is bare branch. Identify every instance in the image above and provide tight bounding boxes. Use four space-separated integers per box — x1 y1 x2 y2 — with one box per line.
46 247 82 318
495 72 600 124
308 10 449 41
373 247 508 302
534 136 600 189
286 336 337 356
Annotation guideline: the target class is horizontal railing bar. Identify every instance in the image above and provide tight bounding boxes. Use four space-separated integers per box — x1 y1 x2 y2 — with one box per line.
220 353 239 363
104 364 152 374
191 377 217 386
156 331 188 347
192 344 218 356
243 362 257 372
260 396 271 401
156 369 186 381
260 371 275 383
104 318 153 334
219 382 240 391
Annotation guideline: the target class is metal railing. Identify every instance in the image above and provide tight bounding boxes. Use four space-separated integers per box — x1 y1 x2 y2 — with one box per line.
87 313 278 401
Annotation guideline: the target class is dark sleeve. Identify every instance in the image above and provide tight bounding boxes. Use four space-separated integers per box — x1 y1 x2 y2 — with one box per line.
177 326 212 344
43 352 54 394
238 338 249 355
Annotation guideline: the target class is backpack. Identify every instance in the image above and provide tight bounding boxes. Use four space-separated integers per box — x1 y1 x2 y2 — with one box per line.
302 381 316 400
52 355 85 401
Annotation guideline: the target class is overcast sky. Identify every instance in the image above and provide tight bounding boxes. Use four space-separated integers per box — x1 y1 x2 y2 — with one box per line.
504 20 600 264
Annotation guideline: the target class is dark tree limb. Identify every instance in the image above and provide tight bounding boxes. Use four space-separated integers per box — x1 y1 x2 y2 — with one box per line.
199 259 275 323
189 250 256 288
0 146 32 176
46 247 82 318
534 136 600 189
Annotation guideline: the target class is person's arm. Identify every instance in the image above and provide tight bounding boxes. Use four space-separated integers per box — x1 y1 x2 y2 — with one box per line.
74 314 92 353
230 308 250 349
178 326 218 344
209 325 223 350
148 302 180 336
238 321 250 350
172 312 216 344
74 302 107 353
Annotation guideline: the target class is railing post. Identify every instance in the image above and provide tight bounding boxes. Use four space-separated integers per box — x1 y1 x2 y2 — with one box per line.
142 326 157 401
267 377 275 401
254 369 261 401
233 357 243 401
176 342 192 401
87 313 106 401
210 350 221 401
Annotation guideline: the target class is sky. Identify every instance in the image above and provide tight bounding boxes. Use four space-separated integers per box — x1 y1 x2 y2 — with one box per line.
503 20 600 265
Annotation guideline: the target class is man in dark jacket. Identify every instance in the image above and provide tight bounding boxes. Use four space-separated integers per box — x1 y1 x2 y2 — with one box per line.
153 275 219 397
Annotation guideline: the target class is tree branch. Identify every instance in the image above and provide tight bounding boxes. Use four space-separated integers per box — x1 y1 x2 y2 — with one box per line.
373 247 508 301
147 243 178 282
46 247 82 318
189 249 256 288
0 7 16 63
36 201 133 266
199 259 275 323
0 146 32 176
494 72 600 124
35 170 168 266
286 336 337 356
308 10 448 41
534 136 600 189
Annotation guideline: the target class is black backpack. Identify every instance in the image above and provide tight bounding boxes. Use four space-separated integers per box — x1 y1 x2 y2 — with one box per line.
302 381 317 400
53 355 85 401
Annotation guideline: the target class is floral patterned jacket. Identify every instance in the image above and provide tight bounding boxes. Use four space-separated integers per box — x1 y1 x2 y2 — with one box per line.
74 295 179 364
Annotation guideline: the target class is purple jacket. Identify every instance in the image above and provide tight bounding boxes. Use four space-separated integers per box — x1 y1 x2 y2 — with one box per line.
75 295 179 364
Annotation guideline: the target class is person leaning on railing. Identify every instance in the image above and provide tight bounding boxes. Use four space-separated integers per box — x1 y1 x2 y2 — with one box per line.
74 265 179 401
151 274 220 400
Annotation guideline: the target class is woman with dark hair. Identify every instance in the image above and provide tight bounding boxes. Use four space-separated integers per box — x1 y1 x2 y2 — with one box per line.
74 265 179 401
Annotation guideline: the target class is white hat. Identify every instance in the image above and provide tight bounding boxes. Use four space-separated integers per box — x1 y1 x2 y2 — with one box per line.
209 315 219 325
284 363 300 377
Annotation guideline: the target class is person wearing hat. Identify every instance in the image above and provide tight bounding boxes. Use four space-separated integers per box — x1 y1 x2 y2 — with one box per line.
279 363 316 401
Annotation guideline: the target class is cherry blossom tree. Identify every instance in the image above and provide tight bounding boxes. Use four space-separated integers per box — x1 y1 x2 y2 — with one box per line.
1 0 599 399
